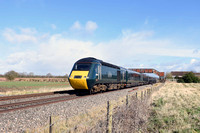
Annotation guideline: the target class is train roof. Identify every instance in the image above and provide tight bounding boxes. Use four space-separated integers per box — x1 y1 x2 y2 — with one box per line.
126 69 141 74
76 57 120 69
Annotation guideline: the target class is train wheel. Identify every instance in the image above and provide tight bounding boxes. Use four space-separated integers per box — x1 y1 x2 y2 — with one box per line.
117 84 121 89
89 88 94 95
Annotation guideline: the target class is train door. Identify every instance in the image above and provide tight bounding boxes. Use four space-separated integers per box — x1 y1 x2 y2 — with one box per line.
97 64 102 80
122 71 125 81
117 70 121 82
140 74 143 81
126 71 128 83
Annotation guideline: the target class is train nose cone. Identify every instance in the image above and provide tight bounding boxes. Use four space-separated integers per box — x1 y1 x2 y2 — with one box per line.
69 71 89 89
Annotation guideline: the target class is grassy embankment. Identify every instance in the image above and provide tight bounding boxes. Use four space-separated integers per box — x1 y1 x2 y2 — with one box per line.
149 82 200 132
0 81 71 95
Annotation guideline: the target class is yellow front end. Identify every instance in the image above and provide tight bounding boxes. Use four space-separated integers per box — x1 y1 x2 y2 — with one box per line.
69 71 89 90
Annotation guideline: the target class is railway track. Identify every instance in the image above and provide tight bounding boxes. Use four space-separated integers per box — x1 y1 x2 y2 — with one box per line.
0 94 78 114
0 90 74 101
0 84 161 114
0 87 135 114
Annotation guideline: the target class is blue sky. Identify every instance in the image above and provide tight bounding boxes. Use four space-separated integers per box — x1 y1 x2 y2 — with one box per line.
0 0 200 75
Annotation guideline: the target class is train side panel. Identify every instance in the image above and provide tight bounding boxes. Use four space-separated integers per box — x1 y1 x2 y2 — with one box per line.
126 70 142 86
98 65 118 84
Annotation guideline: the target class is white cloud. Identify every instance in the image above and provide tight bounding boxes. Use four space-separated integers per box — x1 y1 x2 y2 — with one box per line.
85 21 98 32
3 28 38 43
95 30 200 65
0 51 39 74
193 49 199 54
189 59 200 72
190 59 197 64
1 29 200 75
19 27 37 34
70 21 82 30
70 20 98 33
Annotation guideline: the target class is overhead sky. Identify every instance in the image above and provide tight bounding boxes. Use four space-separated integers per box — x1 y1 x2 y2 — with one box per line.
0 0 200 75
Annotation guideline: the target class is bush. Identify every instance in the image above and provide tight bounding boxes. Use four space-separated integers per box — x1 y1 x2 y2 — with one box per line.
177 78 184 83
4 70 19 81
177 72 200 83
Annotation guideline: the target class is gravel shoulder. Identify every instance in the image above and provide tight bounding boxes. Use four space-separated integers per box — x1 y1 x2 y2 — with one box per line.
0 85 152 132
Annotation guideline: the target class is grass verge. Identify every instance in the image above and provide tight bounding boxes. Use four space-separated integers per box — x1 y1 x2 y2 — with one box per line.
148 82 200 132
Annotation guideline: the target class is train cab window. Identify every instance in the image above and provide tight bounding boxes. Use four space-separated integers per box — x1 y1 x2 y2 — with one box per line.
73 63 91 71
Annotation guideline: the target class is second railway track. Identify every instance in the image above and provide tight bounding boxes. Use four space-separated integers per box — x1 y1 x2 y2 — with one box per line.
0 94 79 114
0 90 74 101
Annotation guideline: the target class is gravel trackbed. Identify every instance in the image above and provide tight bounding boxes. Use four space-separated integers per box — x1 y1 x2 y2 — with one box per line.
0 85 151 132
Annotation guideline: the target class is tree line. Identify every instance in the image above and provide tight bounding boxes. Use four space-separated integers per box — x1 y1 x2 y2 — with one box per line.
166 72 200 83
1 70 69 81
176 72 200 83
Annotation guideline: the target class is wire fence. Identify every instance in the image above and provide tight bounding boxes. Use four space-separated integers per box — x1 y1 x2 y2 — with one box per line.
24 83 164 133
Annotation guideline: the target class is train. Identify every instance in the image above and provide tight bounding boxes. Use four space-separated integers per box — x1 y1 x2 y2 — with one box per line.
68 57 158 94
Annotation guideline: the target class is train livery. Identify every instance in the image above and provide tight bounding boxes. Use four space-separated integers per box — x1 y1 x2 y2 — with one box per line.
69 57 158 94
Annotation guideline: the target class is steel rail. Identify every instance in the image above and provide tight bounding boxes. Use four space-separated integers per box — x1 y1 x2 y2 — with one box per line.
0 94 76 108
0 94 78 114
0 90 73 101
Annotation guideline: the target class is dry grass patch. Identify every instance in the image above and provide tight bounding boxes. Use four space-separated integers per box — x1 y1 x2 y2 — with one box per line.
26 97 128 133
26 105 108 133
149 82 200 132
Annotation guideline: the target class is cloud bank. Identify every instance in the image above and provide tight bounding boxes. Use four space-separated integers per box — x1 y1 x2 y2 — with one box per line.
1 24 200 75
3 28 38 44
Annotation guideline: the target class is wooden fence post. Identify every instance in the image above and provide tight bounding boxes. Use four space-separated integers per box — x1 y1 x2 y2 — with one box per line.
141 91 143 100
126 95 129 107
49 115 52 133
107 101 113 133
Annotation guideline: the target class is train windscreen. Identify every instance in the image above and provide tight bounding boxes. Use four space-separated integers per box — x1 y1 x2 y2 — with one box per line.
73 63 91 71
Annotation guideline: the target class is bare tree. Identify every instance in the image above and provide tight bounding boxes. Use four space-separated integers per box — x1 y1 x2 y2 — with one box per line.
46 73 52 78
4 70 19 81
29 72 34 77
166 72 172 79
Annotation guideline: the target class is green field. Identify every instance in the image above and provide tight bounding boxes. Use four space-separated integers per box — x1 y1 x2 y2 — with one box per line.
0 81 71 95
0 81 69 88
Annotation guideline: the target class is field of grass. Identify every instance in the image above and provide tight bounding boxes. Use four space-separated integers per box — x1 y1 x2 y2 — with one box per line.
0 81 71 95
148 82 200 132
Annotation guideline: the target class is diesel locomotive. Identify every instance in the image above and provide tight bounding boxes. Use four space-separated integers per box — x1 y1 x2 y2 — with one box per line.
68 57 158 94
